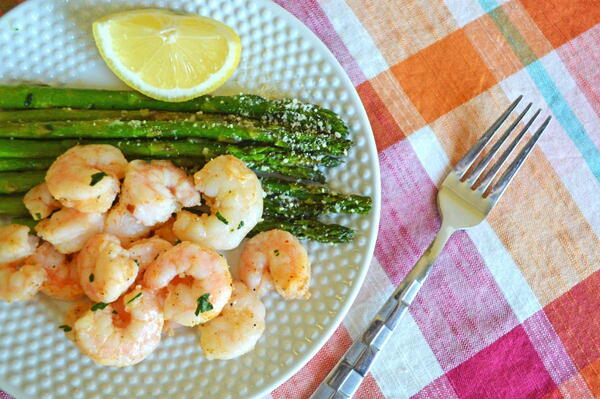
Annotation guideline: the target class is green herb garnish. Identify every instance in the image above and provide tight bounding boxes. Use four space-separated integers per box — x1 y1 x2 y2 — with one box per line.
126 292 143 304
274 249 280 256
34 212 42 221
90 302 108 311
237 220 245 230
215 211 228 225
134 259 140 267
175 239 182 245
90 172 108 186
195 293 213 316
58 325 71 332
88 273 94 283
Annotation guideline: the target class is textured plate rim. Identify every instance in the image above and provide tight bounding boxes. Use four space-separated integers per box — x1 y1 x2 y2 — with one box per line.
0 1 382 398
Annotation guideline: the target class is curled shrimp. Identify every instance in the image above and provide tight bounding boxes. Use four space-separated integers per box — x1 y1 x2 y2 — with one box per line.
0 224 39 263
198 281 266 360
73 287 164 367
23 182 61 221
63 299 93 342
127 236 172 283
35 207 105 254
120 160 200 227
77 233 138 303
46 144 128 213
104 202 152 245
0 261 46 302
173 155 263 250
143 242 232 327
26 242 83 301
239 229 311 299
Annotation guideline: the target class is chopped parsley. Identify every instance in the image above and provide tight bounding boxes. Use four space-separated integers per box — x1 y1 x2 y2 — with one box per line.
274 249 280 256
90 302 108 311
34 212 42 221
134 259 140 267
215 211 228 225
237 220 245 230
174 239 182 245
90 172 108 186
58 325 71 332
126 292 143 304
88 273 94 283
195 293 213 316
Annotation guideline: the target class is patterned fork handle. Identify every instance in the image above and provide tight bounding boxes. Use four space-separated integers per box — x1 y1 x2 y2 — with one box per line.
310 226 453 399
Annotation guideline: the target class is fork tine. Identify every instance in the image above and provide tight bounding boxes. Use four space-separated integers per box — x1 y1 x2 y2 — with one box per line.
465 103 532 186
487 116 552 202
454 95 523 177
477 109 541 193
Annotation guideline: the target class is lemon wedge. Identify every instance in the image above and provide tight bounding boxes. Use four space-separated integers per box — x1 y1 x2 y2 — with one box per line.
93 9 241 102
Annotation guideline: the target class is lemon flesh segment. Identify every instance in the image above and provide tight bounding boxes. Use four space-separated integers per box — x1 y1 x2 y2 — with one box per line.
93 9 241 102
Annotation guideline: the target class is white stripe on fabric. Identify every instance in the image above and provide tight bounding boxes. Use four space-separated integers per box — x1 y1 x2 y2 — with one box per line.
343 257 444 398
468 222 542 322
407 125 541 322
444 0 486 27
500 64 600 237
319 0 389 81
407 126 451 185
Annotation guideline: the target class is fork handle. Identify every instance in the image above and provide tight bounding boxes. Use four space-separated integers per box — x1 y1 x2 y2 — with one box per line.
310 224 454 399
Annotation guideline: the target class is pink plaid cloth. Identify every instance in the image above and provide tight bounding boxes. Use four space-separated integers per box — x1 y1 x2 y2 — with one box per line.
2 0 600 398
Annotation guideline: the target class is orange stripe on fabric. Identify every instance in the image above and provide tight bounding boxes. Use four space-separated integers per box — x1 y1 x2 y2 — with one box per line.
489 148 600 306
519 0 600 48
356 79 406 151
369 69 427 137
345 0 458 66
430 85 508 165
580 359 600 396
464 14 524 81
271 325 385 399
392 29 497 123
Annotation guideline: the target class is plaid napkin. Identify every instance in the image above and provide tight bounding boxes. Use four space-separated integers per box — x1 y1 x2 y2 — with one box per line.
2 1 600 398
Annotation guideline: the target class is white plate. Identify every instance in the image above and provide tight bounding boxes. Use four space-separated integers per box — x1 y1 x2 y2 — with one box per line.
0 1 381 398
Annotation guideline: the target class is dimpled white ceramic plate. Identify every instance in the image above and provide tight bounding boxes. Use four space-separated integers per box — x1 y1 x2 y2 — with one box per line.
0 1 380 398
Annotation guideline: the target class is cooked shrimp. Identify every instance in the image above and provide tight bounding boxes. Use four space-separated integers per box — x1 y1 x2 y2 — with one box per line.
46 144 128 213
25 242 83 301
63 299 93 342
173 155 263 250
152 217 179 245
0 224 39 263
143 242 232 327
104 202 152 245
127 236 172 283
35 207 105 254
0 261 46 302
23 182 61 220
239 229 311 299
77 233 138 303
73 287 164 367
120 160 200 227
198 281 266 360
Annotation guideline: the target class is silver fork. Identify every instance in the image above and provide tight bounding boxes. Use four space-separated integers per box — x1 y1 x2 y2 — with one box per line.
311 97 551 399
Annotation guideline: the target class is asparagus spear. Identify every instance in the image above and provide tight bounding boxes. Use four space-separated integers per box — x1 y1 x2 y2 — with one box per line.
8 217 36 229
264 191 371 218
0 171 45 195
0 85 348 137
0 109 193 122
0 139 327 182
0 158 53 172
250 218 355 243
0 117 352 156
0 195 28 215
